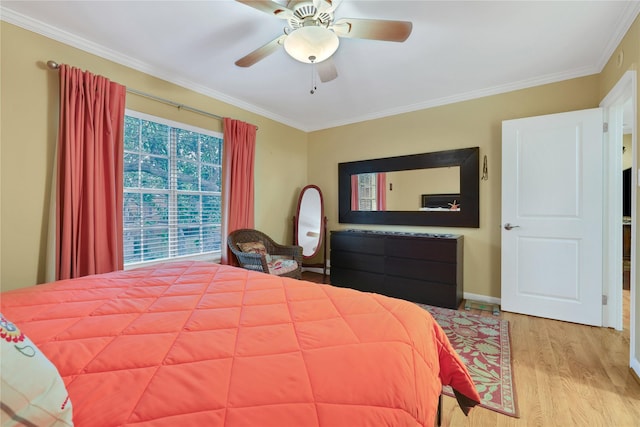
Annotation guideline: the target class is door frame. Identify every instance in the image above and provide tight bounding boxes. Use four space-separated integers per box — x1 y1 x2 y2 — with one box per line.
600 71 637 370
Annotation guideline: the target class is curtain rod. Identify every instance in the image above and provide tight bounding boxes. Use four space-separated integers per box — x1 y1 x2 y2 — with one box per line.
46 60 224 122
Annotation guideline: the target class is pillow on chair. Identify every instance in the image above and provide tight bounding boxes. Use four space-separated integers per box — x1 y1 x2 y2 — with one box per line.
236 242 298 276
237 241 267 255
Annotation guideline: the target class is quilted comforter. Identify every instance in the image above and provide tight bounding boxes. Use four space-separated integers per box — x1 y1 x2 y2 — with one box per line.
1 261 479 426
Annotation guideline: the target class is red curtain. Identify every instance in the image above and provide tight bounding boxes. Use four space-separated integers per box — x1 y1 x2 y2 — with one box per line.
56 65 126 280
351 175 359 210
221 118 257 264
376 173 387 211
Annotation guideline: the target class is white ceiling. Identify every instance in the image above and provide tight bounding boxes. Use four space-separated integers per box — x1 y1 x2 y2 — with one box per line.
2 1 639 132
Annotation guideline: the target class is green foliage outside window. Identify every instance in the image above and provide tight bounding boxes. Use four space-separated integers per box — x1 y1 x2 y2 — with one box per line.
123 113 222 265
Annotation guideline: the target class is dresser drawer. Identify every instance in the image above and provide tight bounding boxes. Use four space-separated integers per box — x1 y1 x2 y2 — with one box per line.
330 250 384 274
384 277 460 309
385 257 457 284
330 268 385 294
385 237 458 263
331 233 384 255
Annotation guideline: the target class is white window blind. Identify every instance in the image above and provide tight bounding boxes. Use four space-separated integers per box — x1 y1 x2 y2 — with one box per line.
358 173 377 211
123 110 223 266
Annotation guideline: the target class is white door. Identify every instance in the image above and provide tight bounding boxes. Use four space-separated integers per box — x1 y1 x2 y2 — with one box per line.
501 108 603 326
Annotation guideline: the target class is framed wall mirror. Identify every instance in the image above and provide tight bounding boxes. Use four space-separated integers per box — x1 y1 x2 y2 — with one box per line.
294 185 327 276
338 147 479 227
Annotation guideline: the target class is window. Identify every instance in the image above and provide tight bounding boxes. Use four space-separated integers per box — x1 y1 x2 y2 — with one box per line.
357 173 377 211
123 110 223 266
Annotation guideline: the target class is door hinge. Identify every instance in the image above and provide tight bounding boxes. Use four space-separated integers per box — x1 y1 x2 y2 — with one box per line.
602 295 608 305
603 122 609 132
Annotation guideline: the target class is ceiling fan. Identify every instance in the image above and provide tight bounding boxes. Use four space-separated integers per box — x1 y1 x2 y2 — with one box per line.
235 0 413 83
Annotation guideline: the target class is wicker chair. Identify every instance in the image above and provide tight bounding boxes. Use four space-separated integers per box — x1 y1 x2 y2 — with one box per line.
228 229 303 279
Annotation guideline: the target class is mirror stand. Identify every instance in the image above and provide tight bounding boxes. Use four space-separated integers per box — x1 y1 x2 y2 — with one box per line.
294 185 328 281
293 216 328 279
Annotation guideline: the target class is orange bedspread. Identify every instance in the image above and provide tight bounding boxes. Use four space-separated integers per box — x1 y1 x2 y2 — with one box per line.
1 261 479 426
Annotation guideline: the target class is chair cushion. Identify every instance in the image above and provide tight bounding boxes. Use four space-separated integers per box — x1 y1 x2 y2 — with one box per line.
237 241 267 255
266 256 299 276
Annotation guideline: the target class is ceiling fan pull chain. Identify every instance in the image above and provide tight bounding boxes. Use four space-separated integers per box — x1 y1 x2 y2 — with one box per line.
310 60 317 95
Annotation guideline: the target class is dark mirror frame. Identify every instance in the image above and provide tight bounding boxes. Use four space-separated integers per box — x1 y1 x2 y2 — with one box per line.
338 147 480 227
294 184 326 259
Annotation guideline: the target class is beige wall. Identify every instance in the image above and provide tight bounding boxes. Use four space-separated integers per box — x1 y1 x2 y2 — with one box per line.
308 76 601 298
385 167 460 211
309 15 639 301
1 13 638 306
0 22 308 291
624 134 633 170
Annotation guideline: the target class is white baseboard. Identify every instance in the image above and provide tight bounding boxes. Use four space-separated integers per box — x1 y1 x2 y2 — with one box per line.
631 356 640 380
463 292 501 306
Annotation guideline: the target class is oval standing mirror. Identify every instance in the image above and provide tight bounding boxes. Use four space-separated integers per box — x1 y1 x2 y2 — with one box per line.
294 185 327 277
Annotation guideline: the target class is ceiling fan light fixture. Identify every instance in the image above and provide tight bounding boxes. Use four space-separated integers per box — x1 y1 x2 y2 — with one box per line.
284 26 339 63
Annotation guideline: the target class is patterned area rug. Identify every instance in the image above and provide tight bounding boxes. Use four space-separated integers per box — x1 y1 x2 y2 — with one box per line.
417 304 519 418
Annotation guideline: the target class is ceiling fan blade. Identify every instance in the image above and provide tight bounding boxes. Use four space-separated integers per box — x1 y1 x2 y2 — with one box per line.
313 0 342 17
325 0 343 14
317 57 338 83
332 18 412 42
286 0 307 8
236 0 294 20
235 35 287 67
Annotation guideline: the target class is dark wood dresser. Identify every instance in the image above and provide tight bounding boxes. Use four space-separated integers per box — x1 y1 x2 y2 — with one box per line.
330 230 463 309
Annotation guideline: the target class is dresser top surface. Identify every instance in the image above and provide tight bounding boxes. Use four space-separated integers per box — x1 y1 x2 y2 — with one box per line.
332 229 461 240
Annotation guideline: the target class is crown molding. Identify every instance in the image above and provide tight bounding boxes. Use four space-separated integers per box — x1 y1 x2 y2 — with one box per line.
0 6 307 131
595 2 640 72
2 3 638 133
308 65 600 132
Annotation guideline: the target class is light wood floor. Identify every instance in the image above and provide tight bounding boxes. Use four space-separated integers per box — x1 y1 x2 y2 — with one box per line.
302 272 640 427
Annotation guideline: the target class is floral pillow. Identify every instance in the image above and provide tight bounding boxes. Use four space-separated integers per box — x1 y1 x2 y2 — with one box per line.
237 241 267 256
0 314 73 426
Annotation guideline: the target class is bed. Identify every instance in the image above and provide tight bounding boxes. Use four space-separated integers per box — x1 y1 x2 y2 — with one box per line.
1 261 480 426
